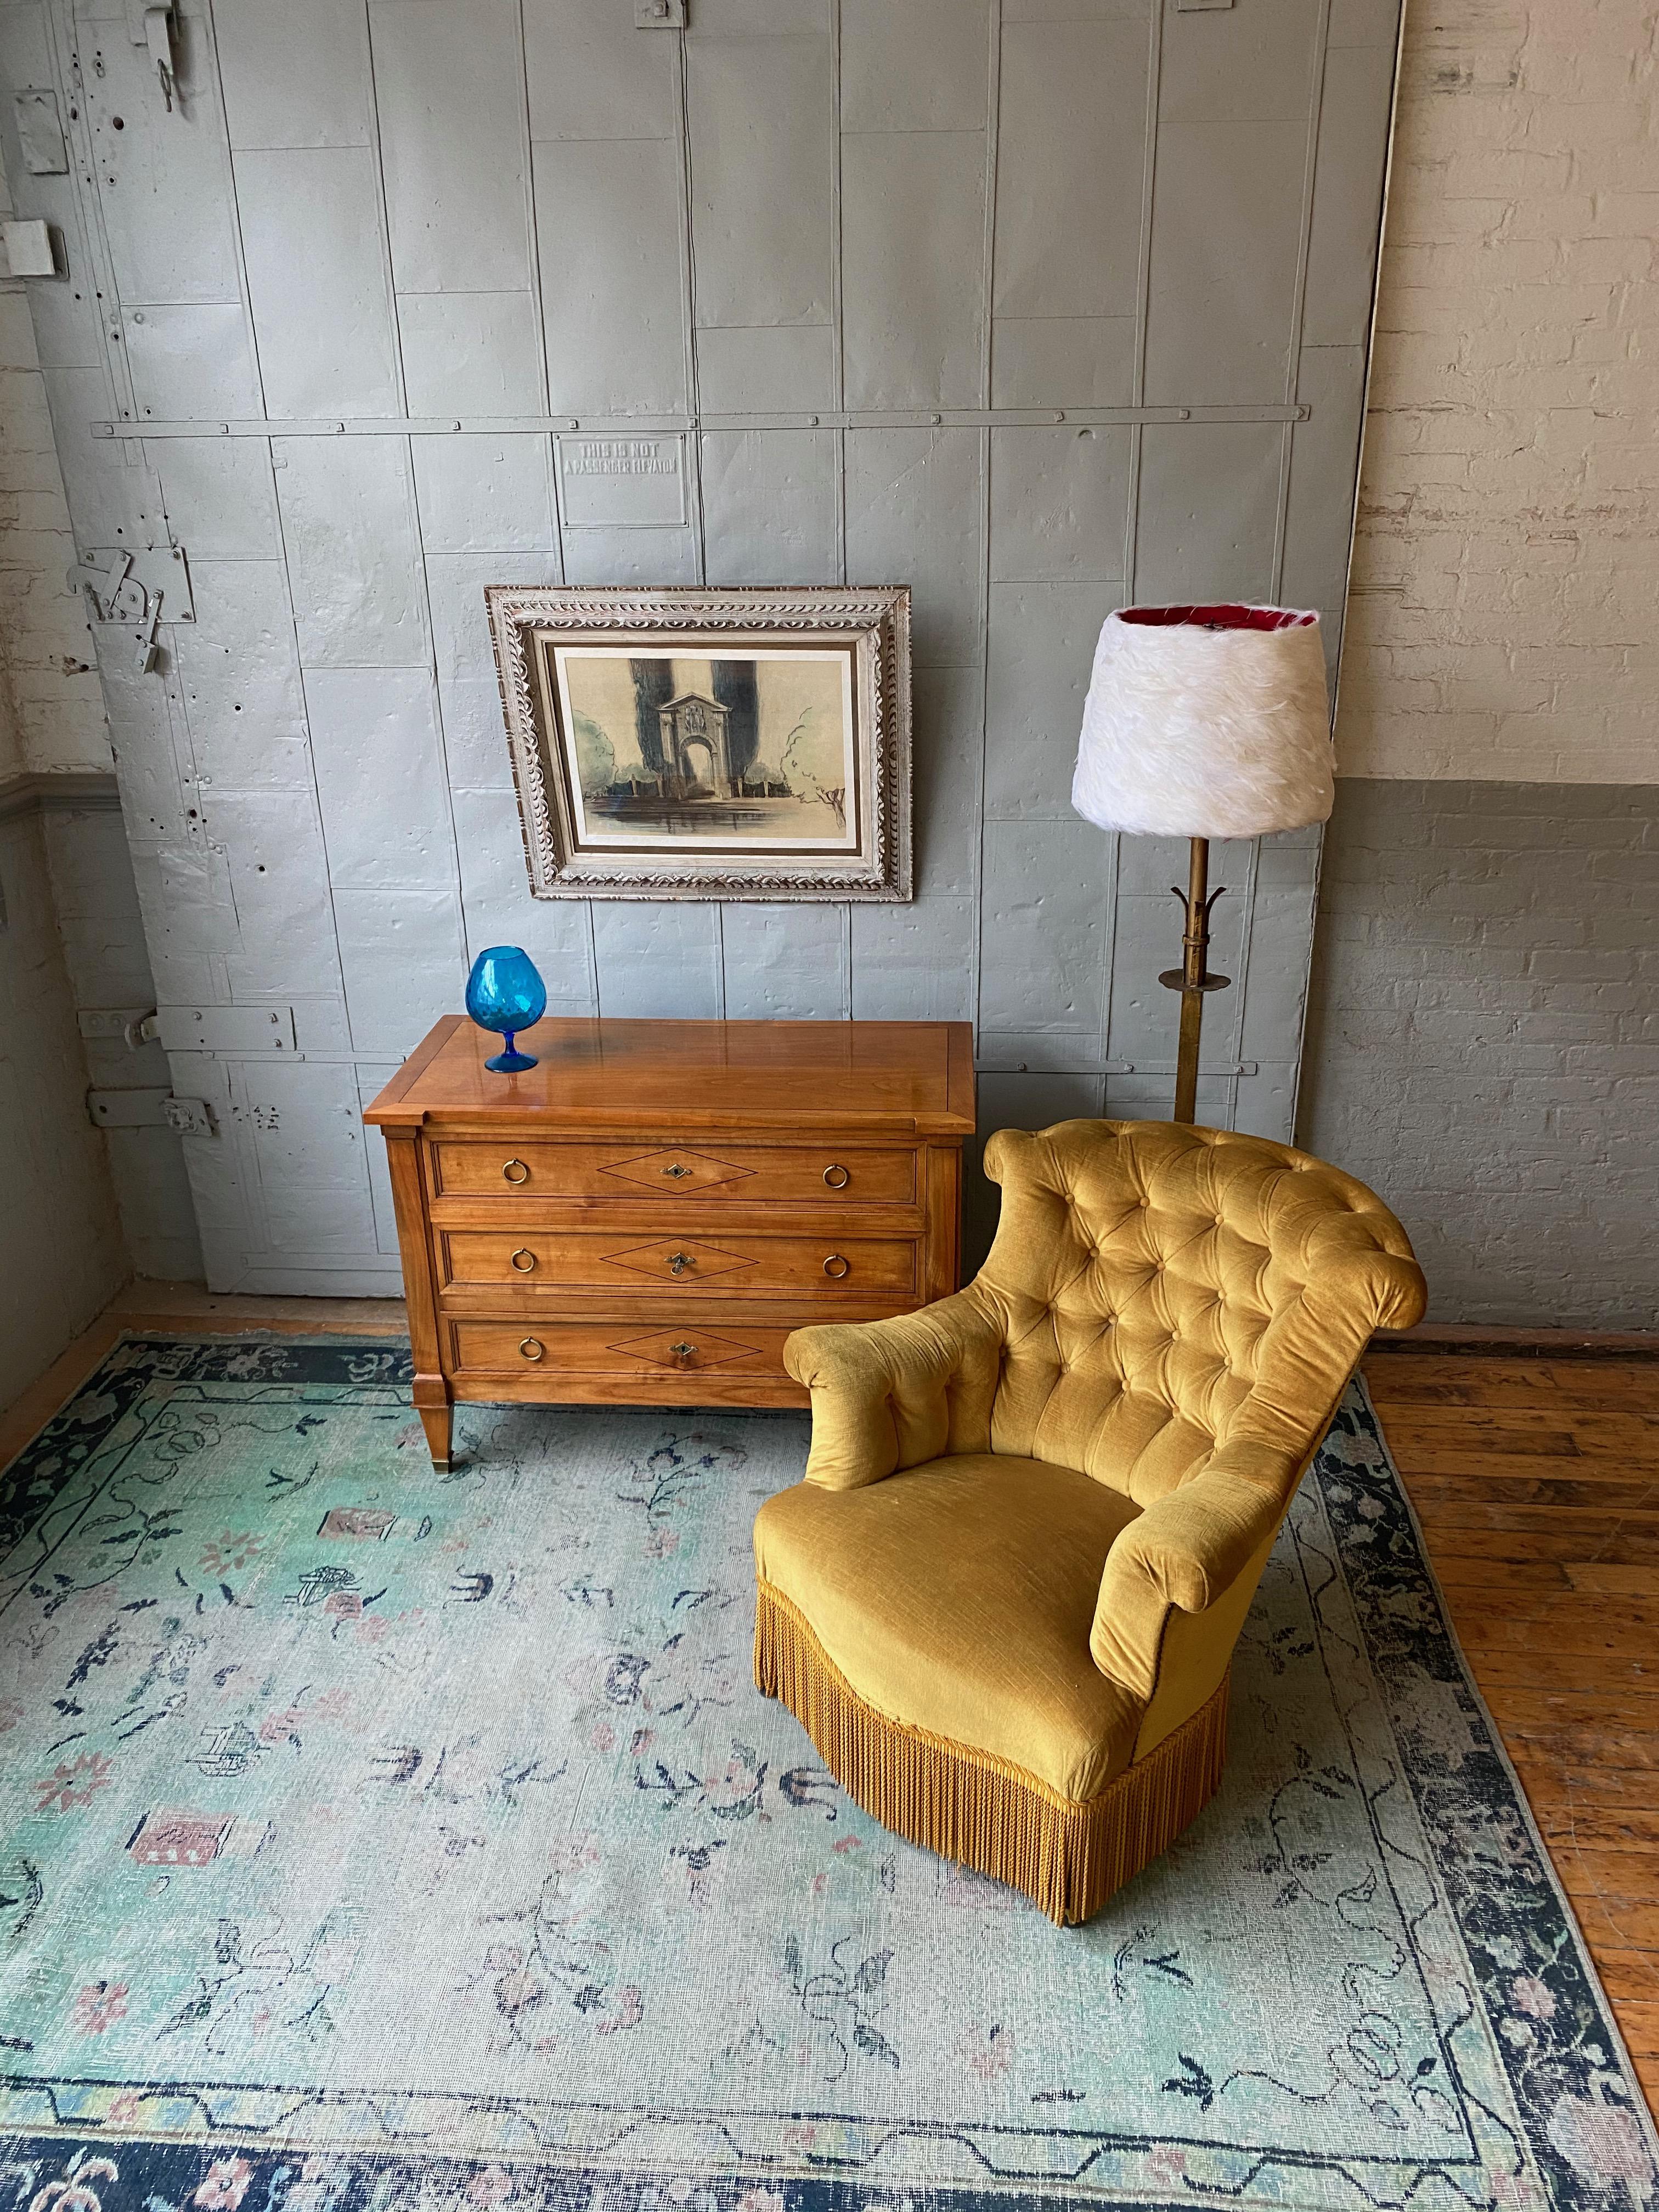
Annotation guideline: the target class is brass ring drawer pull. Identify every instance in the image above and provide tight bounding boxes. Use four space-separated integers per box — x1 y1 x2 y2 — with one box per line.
823 1252 850 1279
501 1158 530 1184
519 1336 545 1362
822 1163 850 1189
667 1251 693 1275
510 1247 536 1273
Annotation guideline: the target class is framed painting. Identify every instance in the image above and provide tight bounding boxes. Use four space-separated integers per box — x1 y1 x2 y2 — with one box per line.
486 585 912 901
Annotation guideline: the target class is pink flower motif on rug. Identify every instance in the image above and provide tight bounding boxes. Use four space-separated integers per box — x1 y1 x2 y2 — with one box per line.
71 1980 128 2035
191 2158 252 2210
34 1752 112 1814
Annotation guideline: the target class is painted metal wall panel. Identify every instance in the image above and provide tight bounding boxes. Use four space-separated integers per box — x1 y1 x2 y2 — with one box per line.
989 425 1130 584
210 788 343 998
978 816 1110 1064
396 290 544 417
1142 118 1307 406
1301 37 1397 348
426 551 562 688
0 0 1397 1286
992 18 1147 322
149 436 281 562
236 147 402 417
304 665 455 889
686 31 833 333
332 881 466 1060
438 676 518 793
842 0 990 133
1282 345 1365 611
410 434 556 556
215 0 375 149
694 324 835 415
524 0 678 143
172 557 310 786
849 897 975 1024
534 138 686 417
122 304 261 421
719 904 849 1022
984 579 1118 820
843 427 984 667
1133 422 1282 604
699 430 838 588
275 436 427 666
911 664 980 899
449 785 594 1006
79 16 241 306
842 131 986 411
371 0 532 298
590 901 722 1021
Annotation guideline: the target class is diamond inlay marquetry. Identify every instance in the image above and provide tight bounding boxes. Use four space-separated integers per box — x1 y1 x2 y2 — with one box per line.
599 1149 754 1195
609 1329 763 1371
601 1239 757 1282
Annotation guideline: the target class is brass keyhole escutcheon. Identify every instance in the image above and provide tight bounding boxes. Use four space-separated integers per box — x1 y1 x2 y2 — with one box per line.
667 1251 693 1275
823 1252 850 1279
661 1163 693 1179
501 1158 530 1184
519 1336 545 1362
510 1247 536 1273
670 1341 696 1362
823 1163 850 1189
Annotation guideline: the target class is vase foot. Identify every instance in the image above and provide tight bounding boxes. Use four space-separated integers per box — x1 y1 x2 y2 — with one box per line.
485 1048 538 1073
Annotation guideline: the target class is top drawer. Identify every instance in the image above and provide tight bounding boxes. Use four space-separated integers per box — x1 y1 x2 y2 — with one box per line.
427 1139 918 1207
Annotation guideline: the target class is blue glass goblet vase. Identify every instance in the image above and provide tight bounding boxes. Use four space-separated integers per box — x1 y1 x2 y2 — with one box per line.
465 945 548 1074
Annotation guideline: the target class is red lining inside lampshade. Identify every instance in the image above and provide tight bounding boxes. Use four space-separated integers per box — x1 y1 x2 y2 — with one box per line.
1118 604 1315 631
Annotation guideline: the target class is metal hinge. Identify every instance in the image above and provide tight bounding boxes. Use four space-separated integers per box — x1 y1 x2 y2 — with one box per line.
87 1088 216 1134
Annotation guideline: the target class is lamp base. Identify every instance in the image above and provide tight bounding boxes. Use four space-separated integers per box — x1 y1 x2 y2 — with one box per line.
1159 837 1232 1125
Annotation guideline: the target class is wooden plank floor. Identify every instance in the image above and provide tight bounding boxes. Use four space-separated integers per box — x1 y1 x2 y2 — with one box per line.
1365 1350 1659 2116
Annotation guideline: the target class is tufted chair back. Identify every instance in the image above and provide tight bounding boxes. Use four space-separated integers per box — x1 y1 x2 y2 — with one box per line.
967 1121 1424 1505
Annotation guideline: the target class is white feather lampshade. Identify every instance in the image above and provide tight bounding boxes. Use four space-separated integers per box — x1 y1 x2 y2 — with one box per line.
1071 603 1334 840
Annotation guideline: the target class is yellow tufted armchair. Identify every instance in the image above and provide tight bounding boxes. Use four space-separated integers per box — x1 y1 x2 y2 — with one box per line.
753 1119 1426 1925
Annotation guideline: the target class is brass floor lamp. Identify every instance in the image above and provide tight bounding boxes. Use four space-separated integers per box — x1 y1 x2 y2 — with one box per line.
1071 604 1336 1127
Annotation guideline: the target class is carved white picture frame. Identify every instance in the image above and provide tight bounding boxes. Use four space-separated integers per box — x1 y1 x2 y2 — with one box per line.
486 585 913 903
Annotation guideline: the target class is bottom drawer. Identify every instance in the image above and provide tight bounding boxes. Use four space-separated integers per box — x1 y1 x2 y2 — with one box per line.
450 1318 798 1382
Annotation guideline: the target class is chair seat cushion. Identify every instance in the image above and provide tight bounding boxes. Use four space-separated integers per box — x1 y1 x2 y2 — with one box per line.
753 1454 1144 1803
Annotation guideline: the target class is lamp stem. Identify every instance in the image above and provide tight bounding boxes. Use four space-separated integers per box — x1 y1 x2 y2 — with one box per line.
1157 835 1231 1125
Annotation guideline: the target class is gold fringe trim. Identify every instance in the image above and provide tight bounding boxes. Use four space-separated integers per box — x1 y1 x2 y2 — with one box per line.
754 1578 1228 1926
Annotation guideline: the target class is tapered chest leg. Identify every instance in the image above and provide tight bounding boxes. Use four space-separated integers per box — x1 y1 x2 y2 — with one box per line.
417 1401 453 1472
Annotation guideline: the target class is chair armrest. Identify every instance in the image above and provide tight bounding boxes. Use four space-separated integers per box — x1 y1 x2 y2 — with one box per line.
783 1291 1004 1491
1089 1437 1296 1702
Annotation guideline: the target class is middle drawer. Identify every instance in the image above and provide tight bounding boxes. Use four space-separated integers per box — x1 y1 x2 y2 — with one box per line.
438 1226 919 1296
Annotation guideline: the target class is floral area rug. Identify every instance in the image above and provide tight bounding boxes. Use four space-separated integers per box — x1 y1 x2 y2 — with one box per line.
1 1337 1655 2212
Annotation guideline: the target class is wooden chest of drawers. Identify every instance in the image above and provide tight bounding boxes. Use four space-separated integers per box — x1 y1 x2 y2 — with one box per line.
363 1016 975 1468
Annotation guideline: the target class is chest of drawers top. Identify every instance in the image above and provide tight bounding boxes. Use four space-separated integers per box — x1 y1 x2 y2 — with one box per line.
363 1016 977 1141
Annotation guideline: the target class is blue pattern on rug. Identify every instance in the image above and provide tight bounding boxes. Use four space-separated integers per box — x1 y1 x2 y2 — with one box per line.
0 1336 1654 2212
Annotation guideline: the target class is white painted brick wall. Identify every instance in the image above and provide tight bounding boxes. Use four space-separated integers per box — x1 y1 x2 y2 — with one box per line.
1338 0 1659 783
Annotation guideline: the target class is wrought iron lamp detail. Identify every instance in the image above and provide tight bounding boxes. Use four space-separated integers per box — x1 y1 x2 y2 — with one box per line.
1073 603 1334 1126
